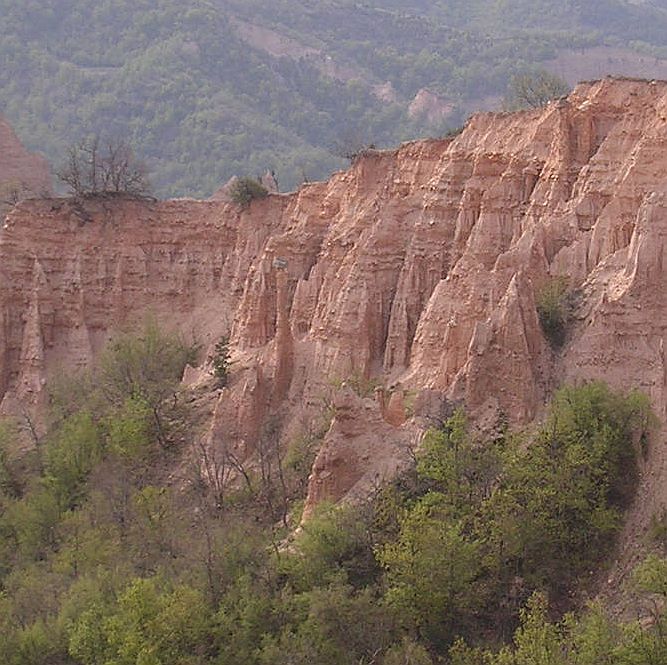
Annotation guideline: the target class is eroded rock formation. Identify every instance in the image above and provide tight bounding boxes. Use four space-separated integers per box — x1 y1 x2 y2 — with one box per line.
2 78 667 543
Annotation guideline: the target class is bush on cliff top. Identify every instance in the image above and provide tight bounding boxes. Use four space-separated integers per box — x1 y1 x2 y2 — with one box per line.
504 69 570 110
229 177 269 208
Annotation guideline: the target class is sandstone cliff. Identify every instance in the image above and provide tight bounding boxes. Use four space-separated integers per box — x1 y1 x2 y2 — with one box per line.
2 78 667 557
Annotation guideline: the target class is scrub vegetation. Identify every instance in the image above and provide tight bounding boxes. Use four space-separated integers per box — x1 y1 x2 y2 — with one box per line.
0 325 662 664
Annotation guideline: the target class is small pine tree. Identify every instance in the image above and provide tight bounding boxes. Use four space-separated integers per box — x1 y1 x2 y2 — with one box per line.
212 338 231 387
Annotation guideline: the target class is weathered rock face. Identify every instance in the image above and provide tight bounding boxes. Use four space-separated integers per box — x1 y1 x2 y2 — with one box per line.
0 196 273 408
0 115 53 197
2 78 667 539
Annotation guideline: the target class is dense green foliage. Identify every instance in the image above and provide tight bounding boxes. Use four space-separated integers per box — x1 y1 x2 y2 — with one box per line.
1 1 667 196
378 384 651 648
452 554 667 664
1 352 663 664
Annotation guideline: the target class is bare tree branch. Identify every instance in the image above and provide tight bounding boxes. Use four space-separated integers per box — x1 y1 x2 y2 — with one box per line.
56 136 151 199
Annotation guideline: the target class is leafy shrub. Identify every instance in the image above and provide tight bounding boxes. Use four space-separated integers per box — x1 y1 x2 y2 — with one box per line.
105 397 153 462
69 578 212 665
442 125 465 138
416 409 501 516
633 554 667 598
332 373 381 399
284 433 322 499
649 509 667 549
385 638 434 665
229 177 269 208
536 277 570 348
44 413 103 510
378 495 484 646
457 555 667 664
333 142 377 164
281 503 378 592
0 420 23 499
259 584 397 665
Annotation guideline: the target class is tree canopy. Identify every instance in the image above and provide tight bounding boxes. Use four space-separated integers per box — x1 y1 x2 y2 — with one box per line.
1 0 666 197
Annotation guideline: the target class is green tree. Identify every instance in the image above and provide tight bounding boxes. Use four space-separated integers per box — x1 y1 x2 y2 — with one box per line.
562 604 620 665
105 397 153 462
378 493 483 646
70 578 212 665
0 420 23 499
214 574 280 665
259 584 396 665
99 321 195 447
385 638 434 665
44 412 103 511
486 382 651 592
492 593 566 665
417 409 500 517
4 486 62 561
281 503 377 592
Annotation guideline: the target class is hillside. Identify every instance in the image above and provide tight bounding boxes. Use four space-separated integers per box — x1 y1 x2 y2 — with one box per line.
3 77 667 662
2 1 667 197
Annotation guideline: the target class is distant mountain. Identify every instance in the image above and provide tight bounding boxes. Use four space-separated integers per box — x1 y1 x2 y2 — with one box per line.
1 0 667 197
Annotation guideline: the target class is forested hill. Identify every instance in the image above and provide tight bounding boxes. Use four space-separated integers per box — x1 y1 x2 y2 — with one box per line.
2 0 667 197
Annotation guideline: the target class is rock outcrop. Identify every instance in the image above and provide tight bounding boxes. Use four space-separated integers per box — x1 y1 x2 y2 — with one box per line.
2 78 667 546
408 88 455 125
0 115 53 197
